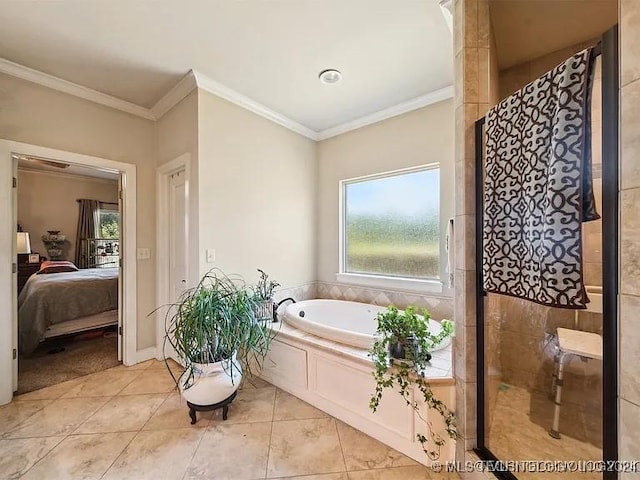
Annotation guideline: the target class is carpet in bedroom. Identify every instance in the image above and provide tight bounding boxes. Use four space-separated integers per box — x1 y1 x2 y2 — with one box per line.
18 328 119 394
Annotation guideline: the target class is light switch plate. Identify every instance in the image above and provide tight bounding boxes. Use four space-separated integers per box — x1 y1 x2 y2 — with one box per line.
137 248 151 260
206 249 216 263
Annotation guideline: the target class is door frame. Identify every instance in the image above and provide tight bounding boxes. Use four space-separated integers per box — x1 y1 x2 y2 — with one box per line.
0 139 138 404
156 153 192 362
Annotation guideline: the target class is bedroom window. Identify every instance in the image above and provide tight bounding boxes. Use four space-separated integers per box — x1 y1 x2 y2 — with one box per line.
338 165 441 291
99 207 119 240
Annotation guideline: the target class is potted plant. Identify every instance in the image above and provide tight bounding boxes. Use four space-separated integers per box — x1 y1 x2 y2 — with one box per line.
252 268 280 322
160 269 276 418
369 305 456 460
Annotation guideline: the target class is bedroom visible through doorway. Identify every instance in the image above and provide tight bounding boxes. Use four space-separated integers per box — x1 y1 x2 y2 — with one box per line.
14 154 123 394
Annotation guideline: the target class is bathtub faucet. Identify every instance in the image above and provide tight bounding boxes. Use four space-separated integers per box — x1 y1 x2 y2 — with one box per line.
272 297 296 323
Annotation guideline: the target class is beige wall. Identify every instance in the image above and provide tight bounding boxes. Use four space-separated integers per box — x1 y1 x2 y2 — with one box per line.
619 0 640 468
316 100 455 297
0 73 157 349
17 170 118 260
196 89 317 288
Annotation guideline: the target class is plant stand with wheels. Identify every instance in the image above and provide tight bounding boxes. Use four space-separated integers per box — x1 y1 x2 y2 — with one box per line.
188 390 237 424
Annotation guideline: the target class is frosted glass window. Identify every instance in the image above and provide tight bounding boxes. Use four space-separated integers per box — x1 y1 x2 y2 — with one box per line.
343 167 440 279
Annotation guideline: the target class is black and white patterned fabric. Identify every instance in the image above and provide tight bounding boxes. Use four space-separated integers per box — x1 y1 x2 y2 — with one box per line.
483 48 597 309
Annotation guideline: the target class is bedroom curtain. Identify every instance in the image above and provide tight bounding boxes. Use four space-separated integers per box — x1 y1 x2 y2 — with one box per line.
75 199 100 268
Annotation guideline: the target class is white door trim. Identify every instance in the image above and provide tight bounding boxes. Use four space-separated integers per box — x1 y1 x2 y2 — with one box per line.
0 139 138 404
156 153 191 362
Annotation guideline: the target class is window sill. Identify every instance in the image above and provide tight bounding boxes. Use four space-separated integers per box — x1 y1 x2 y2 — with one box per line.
335 273 443 294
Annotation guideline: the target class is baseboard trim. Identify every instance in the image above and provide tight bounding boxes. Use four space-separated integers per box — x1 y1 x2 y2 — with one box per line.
134 346 157 365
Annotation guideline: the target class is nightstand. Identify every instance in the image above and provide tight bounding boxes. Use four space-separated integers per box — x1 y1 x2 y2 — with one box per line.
17 254 42 295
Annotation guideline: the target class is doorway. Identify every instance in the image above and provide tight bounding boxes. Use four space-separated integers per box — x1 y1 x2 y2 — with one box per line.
156 154 191 363
0 139 138 404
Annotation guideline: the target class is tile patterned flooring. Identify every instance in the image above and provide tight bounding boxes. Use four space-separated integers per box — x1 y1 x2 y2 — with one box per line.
488 384 602 480
1 360 459 480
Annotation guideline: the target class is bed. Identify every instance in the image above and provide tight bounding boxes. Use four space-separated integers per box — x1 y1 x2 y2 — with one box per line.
18 267 119 354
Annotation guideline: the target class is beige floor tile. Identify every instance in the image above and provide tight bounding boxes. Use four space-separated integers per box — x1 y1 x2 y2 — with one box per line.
15 378 83 401
267 418 346 478
240 375 273 389
336 421 417 471
118 368 177 395
147 358 183 371
20 432 136 480
0 436 64 479
271 474 348 480
4 397 109 438
273 389 328 421
143 393 213 430
61 370 142 398
347 465 432 480
107 359 154 371
0 400 52 435
184 421 271 479
210 386 275 425
102 428 205 480
74 394 168 433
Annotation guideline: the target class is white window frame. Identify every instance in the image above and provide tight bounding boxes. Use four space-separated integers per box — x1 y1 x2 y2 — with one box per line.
337 164 443 294
98 203 120 239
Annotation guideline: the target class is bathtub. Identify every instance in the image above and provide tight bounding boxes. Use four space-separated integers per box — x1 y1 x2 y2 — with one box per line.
282 299 452 351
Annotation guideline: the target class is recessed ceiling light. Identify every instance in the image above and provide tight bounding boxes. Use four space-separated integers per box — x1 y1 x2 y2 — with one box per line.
319 69 342 85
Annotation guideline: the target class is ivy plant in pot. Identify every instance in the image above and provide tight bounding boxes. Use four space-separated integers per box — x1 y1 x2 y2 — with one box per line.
161 269 276 410
369 305 456 460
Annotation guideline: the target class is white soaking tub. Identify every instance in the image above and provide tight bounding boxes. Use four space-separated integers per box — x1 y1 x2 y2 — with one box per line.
282 299 452 351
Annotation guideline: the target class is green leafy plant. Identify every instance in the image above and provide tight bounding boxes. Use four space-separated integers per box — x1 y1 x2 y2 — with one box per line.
369 305 456 460
253 268 280 301
156 269 277 389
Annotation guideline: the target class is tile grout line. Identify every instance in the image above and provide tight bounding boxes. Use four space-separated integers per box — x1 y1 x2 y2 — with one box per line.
136 391 175 432
179 421 208 480
98 427 141 480
264 386 278 479
67 395 116 436
9 433 67 479
333 418 349 474
0 399 54 437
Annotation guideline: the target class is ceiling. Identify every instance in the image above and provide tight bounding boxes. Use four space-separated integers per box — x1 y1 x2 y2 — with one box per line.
15 155 119 181
0 1 453 133
490 0 618 70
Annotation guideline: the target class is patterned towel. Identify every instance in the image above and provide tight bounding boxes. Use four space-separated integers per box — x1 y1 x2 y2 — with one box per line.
483 48 597 309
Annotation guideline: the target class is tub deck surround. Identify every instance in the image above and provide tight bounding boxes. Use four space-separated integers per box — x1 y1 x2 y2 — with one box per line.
272 318 454 382
260 310 455 468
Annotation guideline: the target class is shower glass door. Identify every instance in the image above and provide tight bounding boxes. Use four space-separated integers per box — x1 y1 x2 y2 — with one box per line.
475 26 618 480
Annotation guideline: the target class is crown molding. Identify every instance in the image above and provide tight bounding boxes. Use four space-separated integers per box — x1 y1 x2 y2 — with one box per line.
192 69 319 140
150 70 197 119
0 57 453 141
0 57 155 120
315 85 454 141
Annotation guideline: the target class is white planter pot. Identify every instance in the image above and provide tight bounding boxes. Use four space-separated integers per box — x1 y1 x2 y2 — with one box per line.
179 354 243 406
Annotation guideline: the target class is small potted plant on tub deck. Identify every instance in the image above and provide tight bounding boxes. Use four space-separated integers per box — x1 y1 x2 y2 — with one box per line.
369 305 456 460
160 269 276 424
252 268 280 322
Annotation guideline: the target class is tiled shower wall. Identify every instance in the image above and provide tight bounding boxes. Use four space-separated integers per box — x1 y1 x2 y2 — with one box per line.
619 0 640 470
452 0 499 465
